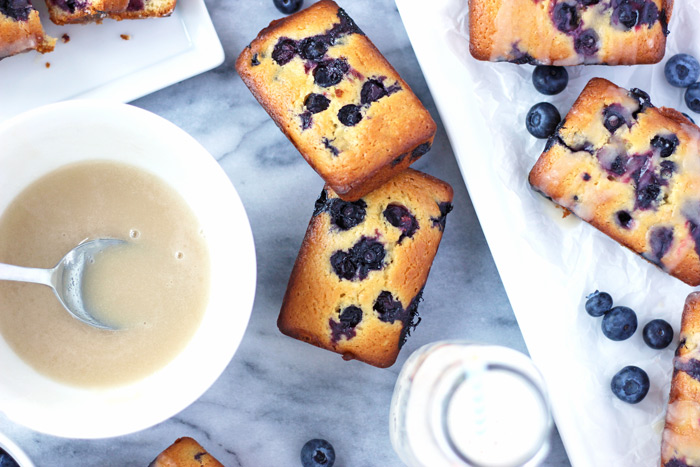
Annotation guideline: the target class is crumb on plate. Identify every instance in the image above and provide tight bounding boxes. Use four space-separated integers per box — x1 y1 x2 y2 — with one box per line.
120 34 131 40
62 34 70 43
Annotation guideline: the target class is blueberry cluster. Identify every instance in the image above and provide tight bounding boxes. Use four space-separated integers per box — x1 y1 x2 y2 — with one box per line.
526 66 568 139
330 236 386 281
584 290 674 403
664 54 700 115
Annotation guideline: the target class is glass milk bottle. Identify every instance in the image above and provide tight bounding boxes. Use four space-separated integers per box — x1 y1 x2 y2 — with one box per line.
389 341 552 467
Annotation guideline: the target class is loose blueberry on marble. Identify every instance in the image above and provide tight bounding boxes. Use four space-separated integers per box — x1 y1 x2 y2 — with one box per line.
329 198 366 230
301 439 335 467
0 449 19 467
532 66 568 95
314 59 349 88
602 306 637 341
338 104 363 126
585 290 613 317
526 102 561 139
642 319 674 349
611 366 649 404
686 83 700 114
305 94 331 114
664 54 700 88
273 0 302 15
384 204 419 243
651 134 679 158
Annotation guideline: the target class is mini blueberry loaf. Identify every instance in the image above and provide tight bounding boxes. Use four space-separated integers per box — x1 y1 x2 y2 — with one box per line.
108 0 176 21
235 0 437 201
529 78 700 286
278 169 453 368
470 0 673 65
149 437 223 467
0 0 55 59
46 0 128 24
661 292 700 466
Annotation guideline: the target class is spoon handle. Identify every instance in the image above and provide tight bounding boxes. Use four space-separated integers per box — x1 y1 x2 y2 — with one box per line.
0 263 53 287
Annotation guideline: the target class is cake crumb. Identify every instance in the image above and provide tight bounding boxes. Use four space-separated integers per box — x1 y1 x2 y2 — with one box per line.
61 34 70 43
45 62 50 68
120 34 131 40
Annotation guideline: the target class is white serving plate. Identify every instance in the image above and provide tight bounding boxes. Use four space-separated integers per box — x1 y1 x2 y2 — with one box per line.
397 0 699 465
0 0 223 122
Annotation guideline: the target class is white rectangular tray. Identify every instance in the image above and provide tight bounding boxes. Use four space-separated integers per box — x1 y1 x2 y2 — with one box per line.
397 0 699 465
0 0 223 121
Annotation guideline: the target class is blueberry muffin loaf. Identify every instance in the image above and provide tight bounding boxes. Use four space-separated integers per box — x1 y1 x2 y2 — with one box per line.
470 0 673 65
108 0 175 21
529 78 700 286
0 0 54 59
46 0 128 24
149 437 223 467
278 169 453 368
236 0 437 201
661 292 700 466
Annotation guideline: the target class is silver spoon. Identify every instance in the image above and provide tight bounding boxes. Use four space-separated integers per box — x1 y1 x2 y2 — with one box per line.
0 238 127 331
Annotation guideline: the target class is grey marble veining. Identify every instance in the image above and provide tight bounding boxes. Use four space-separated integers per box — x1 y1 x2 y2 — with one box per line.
0 0 572 465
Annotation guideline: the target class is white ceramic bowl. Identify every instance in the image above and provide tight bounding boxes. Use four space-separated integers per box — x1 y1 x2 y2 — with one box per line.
0 100 256 439
0 431 34 467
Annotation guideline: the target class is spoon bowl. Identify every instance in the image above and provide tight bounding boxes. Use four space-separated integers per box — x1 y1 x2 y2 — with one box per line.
0 238 127 330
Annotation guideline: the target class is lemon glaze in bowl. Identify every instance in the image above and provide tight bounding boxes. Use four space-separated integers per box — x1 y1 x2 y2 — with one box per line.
0 100 256 439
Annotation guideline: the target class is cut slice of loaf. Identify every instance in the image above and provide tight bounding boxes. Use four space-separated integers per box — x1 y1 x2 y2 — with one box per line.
108 0 175 20
0 0 55 59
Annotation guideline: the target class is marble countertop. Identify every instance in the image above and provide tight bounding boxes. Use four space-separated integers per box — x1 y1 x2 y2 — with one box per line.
0 0 572 465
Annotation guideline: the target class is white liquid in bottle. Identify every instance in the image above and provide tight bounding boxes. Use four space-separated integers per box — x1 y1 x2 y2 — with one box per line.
390 342 552 467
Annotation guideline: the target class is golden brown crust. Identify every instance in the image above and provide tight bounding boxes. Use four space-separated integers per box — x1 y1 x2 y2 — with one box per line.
150 437 223 467
235 0 436 201
661 293 700 466
469 0 672 65
278 169 453 368
109 0 176 20
0 10 55 58
529 78 700 287
47 0 129 24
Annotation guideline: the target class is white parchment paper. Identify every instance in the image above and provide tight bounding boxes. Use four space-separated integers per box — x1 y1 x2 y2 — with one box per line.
396 0 700 465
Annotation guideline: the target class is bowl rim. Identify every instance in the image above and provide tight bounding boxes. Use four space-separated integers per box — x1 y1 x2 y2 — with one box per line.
0 99 257 439
0 430 34 467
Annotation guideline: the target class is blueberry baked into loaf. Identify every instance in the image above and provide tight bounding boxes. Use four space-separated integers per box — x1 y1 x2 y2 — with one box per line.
236 0 437 201
0 0 55 59
529 78 700 286
470 0 673 65
661 292 700 467
278 169 453 368
149 437 223 467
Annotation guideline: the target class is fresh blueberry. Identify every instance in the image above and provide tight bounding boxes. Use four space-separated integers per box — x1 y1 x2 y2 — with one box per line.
526 102 561 139
585 290 613 317
329 198 366 230
532 66 569 96
313 59 349 88
272 38 298 65
338 105 363 127
683 113 696 124
651 134 679 158
611 366 649 403
0 449 19 467
574 29 599 57
299 37 327 61
686 83 700 114
552 2 580 33
616 210 633 228
613 1 639 29
664 54 700 88
602 306 637 341
273 0 303 15
304 93 330 114
360 79 387 105
603 105 626 133
373 291 405 323
301 439 335 467
383 204 419 243
642 319 674 349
